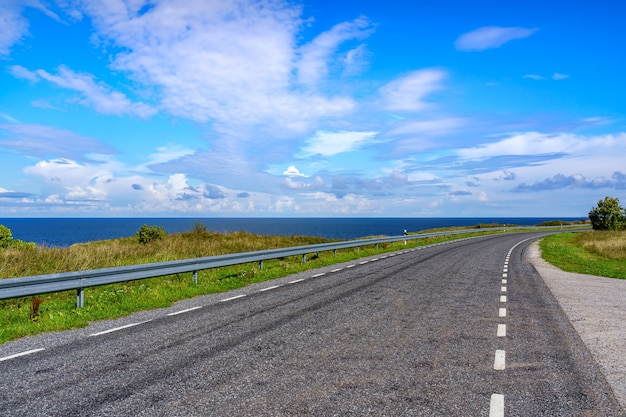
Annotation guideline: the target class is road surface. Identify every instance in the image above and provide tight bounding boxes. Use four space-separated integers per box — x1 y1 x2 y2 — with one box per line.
0 233 623 416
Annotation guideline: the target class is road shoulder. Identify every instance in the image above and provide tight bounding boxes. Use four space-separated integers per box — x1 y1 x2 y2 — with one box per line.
527 240 626 411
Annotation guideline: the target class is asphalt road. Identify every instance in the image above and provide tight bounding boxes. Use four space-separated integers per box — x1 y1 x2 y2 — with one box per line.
0 233 623 416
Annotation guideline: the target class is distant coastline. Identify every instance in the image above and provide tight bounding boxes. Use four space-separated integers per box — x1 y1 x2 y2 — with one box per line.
0 217 586 248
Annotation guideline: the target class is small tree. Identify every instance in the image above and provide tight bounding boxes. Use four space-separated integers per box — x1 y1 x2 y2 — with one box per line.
588 196 626 231
135 224 167 244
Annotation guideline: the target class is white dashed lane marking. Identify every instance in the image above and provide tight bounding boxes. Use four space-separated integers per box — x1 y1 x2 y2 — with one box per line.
499 307 506 317
167 306 202 316
490 394 505 417
220 294 247 302
259 285 282 292
500 295 507 302
494 349 506 370
90 321 151 337
497 324 506 337
0 348 45 362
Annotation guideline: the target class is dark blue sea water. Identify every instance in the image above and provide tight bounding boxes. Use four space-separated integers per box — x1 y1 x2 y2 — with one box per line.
0 217 585 247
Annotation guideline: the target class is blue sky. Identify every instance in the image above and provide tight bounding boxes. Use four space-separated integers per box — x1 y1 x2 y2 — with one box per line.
1 0 625 218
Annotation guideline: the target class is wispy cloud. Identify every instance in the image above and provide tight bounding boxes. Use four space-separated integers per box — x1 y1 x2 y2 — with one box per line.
455 26 538 52
298 130 379 157
523 73 570 81
512 171 626 192
296 16 374 85
0 123 116 160
552 73 570 80
379 69 446 112
0 1 61 56
10 65 157 118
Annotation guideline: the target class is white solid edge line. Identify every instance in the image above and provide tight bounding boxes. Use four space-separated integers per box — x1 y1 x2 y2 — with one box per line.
489 393 505 417
494 350 506 370
90 320 151 337
497 324 506 337
167 306 202 316
0 348 45 362
220 294 247 302
499 307 507 317
259 285 281 292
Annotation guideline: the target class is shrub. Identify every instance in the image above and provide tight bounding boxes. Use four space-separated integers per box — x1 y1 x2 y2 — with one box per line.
588 196 626 231
192 221 207 234
135 224 167 244
0 225 35 249
0 224 12 248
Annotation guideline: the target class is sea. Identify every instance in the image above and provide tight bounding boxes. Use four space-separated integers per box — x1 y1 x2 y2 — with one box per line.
0 217 586 248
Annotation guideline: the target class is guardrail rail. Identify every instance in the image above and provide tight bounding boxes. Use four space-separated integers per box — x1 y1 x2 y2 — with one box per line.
0 225 588 307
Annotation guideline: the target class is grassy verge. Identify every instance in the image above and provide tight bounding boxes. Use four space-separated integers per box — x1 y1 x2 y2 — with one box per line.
1 229 501 344
540 231 626 279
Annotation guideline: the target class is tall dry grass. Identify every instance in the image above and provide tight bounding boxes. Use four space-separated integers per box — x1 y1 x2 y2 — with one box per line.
575 230 626 260
0 231 334 279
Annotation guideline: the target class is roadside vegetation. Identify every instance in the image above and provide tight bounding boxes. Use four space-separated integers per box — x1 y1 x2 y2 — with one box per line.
540 195 626 279
540 231 626 279
0 218 594 344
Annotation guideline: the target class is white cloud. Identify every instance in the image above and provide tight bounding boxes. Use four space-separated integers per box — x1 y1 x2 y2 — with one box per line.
0 1 60 56
296 16 373 85
9 65 40 82
0 123 116 160
342 44 369 76
455 26 538 52
457 131 571 159
283 166 306 177
385 117 466 136
456 131 626 159
69 0 355 131
379 69 446 112
17 65 157 118
523 74 546 80
299 130 379 157
524 73 570 81
552 73 570 80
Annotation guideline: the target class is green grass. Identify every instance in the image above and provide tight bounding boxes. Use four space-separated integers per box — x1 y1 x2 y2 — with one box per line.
540 231 626 279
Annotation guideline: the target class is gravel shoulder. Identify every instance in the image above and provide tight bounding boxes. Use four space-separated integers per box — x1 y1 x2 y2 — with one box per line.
527 240 626 410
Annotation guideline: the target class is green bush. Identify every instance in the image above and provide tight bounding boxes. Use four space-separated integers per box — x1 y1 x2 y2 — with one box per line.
0 224 12 248
0 225 35 249
589 196 626 231
135 224 167 244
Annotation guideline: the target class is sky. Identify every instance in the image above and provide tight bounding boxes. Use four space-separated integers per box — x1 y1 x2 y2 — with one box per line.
0 0 625 218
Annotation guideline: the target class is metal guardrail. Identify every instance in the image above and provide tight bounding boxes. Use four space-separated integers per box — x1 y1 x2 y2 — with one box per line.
0 225 587 307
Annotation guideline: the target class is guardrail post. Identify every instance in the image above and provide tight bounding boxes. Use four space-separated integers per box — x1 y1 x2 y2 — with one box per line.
333 249 337 256
192 271 198 284
258 260 263 270
375 243 379 249
76 287 84 308
302 254 306 262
